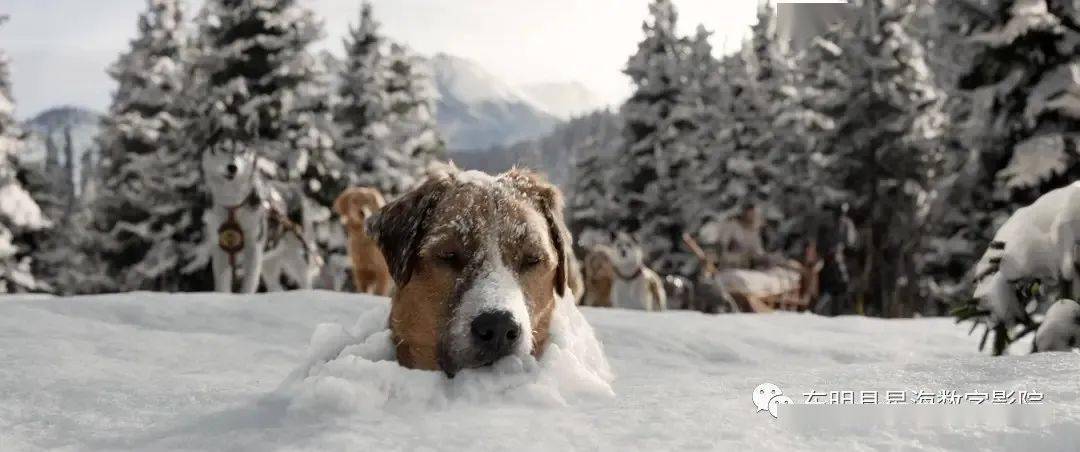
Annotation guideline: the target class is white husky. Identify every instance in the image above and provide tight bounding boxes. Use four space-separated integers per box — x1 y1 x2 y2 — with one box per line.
609 232 667 311
202 141 320 293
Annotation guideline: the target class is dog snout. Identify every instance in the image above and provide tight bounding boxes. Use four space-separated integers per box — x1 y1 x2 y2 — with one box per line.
469 311 521 363
225 163 239 178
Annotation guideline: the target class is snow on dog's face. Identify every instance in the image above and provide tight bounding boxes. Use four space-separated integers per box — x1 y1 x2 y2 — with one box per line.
202 139 257 205
366 168 572 377
611 232 645 275
1033 299 1080 352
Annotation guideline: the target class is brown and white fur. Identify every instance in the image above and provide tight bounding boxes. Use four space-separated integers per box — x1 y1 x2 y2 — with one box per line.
365 167 576 377
334 187 392 296
609 233 666 311
582 245 616 307
202 142 319 293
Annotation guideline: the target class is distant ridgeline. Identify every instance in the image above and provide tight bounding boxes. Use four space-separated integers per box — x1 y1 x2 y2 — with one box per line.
449 109 620 192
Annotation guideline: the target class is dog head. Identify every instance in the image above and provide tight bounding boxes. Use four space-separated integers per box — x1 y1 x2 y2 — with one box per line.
611 232 645 276
1033 299 1080 352
366 167 572 377
584 245 615 285
202 139 258 205
334 187 386 230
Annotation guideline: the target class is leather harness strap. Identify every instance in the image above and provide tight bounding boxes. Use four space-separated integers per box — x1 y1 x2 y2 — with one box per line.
218 204 245 290
614 265 644 281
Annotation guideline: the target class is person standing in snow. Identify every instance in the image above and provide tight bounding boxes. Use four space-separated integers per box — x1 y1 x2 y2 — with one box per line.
808 201 857 316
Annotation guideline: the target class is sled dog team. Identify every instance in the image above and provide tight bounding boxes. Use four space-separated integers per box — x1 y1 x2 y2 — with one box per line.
202 144 668 311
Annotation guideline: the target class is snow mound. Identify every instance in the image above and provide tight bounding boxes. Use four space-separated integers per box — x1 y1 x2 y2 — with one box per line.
4 292 1079 450
276 293 614 417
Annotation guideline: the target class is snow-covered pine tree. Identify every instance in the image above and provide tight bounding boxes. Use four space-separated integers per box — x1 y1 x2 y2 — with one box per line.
614 0 697 275
745 2 819 252
679 26 739 241
192 0 327 163
938 0 1080 205
334 2 401 195
906 0 987 314
0 15 50 293
935 0 1080 351
31 126 102 294
381 42 445 193
25 133 67 222
801 0 946 317
91 0 195 292
568 151 616 253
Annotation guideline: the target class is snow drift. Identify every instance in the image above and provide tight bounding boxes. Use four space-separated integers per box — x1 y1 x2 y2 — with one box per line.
1 291 1078 451
276 291 613 416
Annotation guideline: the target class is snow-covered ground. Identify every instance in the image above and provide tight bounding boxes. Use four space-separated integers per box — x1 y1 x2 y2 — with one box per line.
1 291 1077 451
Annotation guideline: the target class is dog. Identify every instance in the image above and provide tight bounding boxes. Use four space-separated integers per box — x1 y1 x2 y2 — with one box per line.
365 167 576 377
334 187 392 296
582 245 616 307
663 275 695 310
609 232 666 311
202 140 320 293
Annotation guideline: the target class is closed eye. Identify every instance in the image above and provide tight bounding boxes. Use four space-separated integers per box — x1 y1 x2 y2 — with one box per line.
436 251 464 269
520 254 543 271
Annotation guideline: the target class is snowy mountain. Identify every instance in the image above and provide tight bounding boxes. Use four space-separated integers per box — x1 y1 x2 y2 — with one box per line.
519 81 606 120
451 109 620 191
20 106 103 196
431 53 560 151
1 291 1075 450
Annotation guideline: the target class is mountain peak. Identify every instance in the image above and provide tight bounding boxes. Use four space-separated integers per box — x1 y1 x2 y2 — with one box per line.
430 53 542 107
519 81 606 120
431 53 559 150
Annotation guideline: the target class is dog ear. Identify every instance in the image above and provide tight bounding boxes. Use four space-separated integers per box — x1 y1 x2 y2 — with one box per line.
501 168 572 297
333 190 350 219
366 177 450 287
372 189 386 209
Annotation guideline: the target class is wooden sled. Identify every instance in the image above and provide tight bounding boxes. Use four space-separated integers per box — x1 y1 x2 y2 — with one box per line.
714 267 808 313
683 233 820 313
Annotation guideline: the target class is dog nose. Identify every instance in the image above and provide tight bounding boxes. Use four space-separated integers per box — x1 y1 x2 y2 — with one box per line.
226 163 238 176
470 311 520 361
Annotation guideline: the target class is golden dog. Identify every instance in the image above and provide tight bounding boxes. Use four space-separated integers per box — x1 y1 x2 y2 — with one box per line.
334 187 392 296
582 245 616 307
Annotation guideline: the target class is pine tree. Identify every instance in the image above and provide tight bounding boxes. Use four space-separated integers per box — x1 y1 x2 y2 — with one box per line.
933 0 1080 348
680 26 728 227
614 0 697 275
0 15 50 293
937 0 1080 205
933 0 1080 274
335 2 398 194
31 126 100 294
800 0 946 316
91 0 195 292
385 43 444 165
569 152 616 252
192 0 326 160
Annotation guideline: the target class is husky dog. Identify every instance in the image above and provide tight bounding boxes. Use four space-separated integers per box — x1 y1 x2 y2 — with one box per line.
609 232 666 311
663 274 695 310
202 140 319 293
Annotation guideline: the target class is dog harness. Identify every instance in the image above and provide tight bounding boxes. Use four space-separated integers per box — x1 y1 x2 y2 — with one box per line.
217 193 319 291
218 202 250 290
614 265 644 281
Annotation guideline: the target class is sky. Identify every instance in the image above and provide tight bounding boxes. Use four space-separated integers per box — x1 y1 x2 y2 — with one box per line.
0 0 761 119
